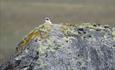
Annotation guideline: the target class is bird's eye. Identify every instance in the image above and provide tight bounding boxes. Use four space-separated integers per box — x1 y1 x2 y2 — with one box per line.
46 19 49 20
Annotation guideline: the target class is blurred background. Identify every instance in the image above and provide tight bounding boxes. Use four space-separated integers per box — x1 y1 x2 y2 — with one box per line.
0 0 115 64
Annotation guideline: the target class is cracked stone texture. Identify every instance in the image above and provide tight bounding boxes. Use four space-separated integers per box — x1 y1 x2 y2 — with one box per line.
0 23 115 70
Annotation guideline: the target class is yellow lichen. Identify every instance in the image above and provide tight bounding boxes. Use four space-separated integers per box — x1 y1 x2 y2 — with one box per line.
38 45 47 53
112 31 115 36
16 23 52 52
113 37 115 41
39 23 52 32
60 23 76 36
78 23 97 30
112 31 115 41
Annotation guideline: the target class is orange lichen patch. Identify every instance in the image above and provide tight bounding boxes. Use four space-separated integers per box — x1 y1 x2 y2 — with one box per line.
16 26 51 52
16 29 42 52
16 24 53 53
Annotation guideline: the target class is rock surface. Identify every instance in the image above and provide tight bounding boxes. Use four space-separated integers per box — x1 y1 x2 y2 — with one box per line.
0 23 115 70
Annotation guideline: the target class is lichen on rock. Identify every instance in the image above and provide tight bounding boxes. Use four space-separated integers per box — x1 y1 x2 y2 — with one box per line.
0 23 115 70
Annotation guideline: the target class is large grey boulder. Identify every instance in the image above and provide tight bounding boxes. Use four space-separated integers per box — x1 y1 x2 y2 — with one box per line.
0 23 115 70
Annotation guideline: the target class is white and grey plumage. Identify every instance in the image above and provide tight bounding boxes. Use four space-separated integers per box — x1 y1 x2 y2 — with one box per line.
44 17 52 25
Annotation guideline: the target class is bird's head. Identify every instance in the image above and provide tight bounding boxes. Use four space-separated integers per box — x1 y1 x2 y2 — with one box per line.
44 17 52 24
44 17 50 22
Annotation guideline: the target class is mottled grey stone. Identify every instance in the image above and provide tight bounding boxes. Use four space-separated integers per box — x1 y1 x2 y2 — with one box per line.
0 23 115 70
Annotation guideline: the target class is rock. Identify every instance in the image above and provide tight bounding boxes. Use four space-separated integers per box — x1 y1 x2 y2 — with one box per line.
0 23 115 70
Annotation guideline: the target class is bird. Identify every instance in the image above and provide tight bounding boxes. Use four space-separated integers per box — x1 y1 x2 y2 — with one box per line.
44 17 52 25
